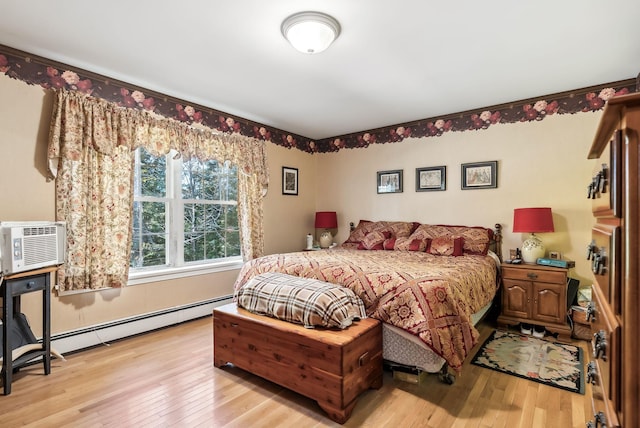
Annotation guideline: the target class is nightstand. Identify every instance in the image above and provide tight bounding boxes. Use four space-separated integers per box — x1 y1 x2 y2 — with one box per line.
497 263 572 341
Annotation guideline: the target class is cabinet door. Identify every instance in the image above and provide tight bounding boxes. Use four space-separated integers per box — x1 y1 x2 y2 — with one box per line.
531 282 566 324
502 279 531 319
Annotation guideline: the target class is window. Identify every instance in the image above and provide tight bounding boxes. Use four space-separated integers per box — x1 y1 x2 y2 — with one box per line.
130 148 241 273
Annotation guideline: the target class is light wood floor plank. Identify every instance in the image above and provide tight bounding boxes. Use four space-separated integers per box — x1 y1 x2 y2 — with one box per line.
0 316 593 427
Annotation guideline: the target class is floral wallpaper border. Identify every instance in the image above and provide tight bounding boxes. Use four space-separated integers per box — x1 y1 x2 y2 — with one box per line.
1 44 637 154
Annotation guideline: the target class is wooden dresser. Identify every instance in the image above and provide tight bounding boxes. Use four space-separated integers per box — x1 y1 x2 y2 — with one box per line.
586 92 640 428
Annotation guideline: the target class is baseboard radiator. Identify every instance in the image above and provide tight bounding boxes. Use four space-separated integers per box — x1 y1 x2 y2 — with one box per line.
51 295 234 355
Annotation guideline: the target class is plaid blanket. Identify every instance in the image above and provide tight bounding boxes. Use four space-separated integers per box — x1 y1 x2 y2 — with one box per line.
234 272 367 329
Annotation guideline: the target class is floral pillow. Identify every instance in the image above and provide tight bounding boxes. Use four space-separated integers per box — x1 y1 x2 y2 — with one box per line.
412 224 492 255
359 230 390 250
428 236 464 256
394 236 431 251
344 220 374 244
344 220 417 246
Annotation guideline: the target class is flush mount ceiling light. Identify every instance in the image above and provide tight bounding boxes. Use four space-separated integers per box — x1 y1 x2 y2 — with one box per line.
281 11 341 54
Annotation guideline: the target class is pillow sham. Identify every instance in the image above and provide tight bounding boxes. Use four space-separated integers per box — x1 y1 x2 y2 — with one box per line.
235 272 366 329
344 220 419 245
394 236 431 251
411 224 492 255
360 230 390 250
344 219 373 243
428 236 464 256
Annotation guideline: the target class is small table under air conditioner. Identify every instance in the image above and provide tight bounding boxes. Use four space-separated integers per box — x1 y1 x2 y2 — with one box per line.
1 266 56 395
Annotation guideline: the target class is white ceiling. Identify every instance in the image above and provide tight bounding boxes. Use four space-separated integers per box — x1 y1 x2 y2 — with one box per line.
1 0 639 140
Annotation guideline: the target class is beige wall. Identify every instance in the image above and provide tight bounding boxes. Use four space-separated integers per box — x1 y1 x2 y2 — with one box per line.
263 144 316 255
315 113 602 285
0 76 310 336
1 71 601 338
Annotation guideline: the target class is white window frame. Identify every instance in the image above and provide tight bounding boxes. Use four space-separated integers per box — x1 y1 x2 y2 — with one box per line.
128 149 243 285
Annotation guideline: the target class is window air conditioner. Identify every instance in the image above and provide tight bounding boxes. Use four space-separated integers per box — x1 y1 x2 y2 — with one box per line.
0 221 66 275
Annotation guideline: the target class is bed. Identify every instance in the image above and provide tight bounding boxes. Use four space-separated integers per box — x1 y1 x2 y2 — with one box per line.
233 220 502 381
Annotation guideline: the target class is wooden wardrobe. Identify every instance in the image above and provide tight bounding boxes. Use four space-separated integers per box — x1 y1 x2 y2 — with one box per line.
587 92 640 428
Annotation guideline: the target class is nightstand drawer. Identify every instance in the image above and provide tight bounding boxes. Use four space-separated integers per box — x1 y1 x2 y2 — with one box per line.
7 274 47 296
502 267 565 284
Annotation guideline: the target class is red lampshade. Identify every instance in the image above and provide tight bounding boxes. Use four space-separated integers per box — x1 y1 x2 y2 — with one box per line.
315 211 338 229
513 207 554 233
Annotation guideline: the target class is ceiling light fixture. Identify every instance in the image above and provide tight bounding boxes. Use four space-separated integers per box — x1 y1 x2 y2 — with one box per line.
281 11 341 54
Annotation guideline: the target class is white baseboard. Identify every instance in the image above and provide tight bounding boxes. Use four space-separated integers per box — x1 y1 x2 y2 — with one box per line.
51 295 233 355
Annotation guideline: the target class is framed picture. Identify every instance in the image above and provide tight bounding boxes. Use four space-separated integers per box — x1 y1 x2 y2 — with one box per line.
377 169 403 194
416 166 446 192
461 161 498 190
282 166 298 195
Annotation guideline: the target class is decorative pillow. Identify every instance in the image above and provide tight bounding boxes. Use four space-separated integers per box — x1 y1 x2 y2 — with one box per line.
235 272 366 329
412 224 493 255
345 220 419 246
360 230 389 250
428 236 464 256
384 221 417 239
383 237 396 250
344 220 373 243
393 237 430 251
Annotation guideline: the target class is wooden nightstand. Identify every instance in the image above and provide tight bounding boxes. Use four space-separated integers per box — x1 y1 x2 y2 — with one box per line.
497 263 572 341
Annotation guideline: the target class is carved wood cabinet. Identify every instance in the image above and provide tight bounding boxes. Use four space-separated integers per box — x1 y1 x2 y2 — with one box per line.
498 263 572 341
586 92 640 428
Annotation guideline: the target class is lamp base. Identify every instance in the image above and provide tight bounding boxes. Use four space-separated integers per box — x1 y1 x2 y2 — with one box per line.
319 231 333 248
521 233 545 263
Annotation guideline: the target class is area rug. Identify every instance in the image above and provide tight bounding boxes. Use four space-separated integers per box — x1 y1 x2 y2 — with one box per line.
471 330 584 394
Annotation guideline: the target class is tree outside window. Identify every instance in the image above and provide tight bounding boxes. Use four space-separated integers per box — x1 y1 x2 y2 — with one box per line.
130 148 240 270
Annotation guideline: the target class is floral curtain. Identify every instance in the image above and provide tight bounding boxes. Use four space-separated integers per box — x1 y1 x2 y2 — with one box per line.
48 89 268 291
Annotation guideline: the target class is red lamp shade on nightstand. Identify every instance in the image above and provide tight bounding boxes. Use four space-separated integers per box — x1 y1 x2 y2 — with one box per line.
513 207 554 263
315 211 337 248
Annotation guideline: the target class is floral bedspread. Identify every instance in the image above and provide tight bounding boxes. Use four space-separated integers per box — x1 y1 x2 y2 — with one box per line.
233 246 498 371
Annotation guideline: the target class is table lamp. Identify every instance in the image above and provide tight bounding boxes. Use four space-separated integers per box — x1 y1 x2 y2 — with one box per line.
315 211 337 248
512 207 554 263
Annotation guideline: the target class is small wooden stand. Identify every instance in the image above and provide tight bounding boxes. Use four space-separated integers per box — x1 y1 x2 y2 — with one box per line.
1 266 56 395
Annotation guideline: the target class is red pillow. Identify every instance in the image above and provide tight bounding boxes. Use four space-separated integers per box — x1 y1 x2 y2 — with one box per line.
383 237 397 250
428 236 464 256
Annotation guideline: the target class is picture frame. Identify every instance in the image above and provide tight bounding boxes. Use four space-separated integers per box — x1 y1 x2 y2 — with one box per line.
416 166 446 192
282 166 298 195
377 169 403 194
461 161 498 190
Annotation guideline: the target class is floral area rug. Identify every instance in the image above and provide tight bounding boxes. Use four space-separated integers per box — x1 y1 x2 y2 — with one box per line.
471 329 584 394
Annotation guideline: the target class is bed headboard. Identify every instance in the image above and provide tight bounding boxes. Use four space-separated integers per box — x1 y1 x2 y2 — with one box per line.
348 221 503 262
490 223 502 262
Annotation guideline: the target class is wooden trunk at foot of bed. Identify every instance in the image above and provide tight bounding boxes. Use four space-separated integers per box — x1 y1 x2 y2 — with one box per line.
213 303 383 424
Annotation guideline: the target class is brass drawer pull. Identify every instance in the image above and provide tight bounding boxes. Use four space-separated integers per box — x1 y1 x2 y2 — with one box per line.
526 272 538 280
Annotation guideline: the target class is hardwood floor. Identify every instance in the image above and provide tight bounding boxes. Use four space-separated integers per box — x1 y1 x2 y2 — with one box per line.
0 316 593 427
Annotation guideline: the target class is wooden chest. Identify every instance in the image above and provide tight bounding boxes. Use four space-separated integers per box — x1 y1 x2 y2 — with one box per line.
213 303 383 424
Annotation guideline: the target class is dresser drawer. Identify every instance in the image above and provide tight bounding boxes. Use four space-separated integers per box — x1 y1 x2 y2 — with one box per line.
590 130 622 218
502 266 565 284
590 224 621 314
589 284 621 420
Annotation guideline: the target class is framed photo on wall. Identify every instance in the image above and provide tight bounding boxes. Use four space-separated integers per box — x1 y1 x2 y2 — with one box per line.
377 169 403 194
282 166 298 195
461 161 498 190
416 166 446 192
